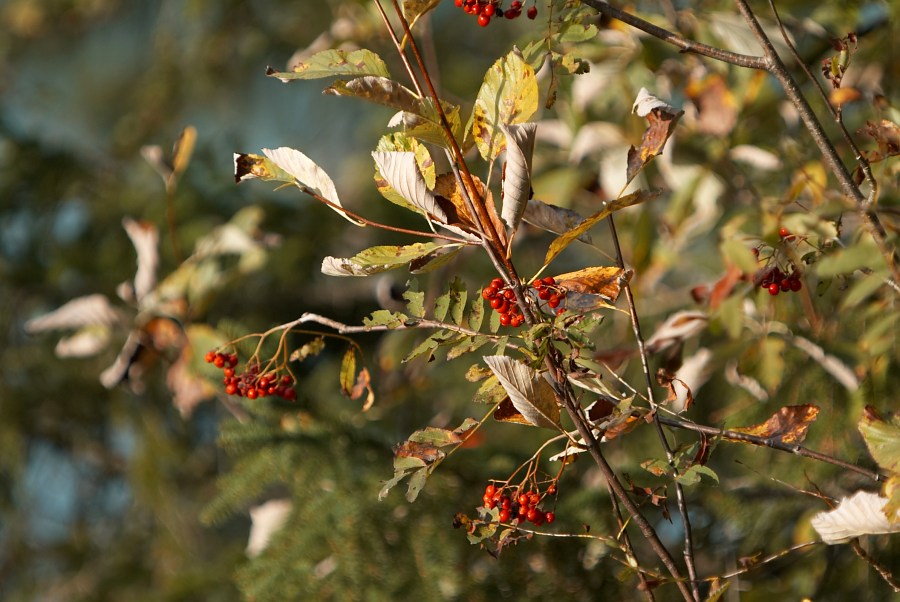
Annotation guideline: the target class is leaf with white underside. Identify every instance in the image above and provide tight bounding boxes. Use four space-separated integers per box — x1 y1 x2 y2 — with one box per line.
122 218 159 303
483 355 560 429
372 151 446 223
500 122 537 233
25 294 123 333
246 499 293 557
811 491 900 544
321 243 444 277
262 147 361 225
522 199 591 243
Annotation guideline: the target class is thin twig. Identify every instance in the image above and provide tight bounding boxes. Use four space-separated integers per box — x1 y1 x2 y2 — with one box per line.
607 216 699 601
849 539 900 592
658 415 886 483
579 0 766 69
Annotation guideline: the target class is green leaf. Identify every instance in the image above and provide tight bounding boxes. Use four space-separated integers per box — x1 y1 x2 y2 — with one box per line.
405 466 429 502
403 281 425 318
859 407 900 474
468 297 485 332
446 335 491 361
470 50 539 161
403 332 444 363
544 190 659 265
676 464 719 486
473 375 507 405
447 277 467 326
321 242 443 277
816 240 886 277
720 239 758 274
363 310 408 329
266 49 390 81
339 347 356 397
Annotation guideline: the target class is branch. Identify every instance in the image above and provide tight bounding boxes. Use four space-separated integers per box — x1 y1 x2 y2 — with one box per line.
606 215 699 601
579 0 766 69
658 415 886 483
732 0 900 284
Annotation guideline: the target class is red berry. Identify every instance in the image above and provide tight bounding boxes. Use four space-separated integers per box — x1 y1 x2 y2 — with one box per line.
790 278 802 292
538 288 552 300
205 351 216 363
547 484 557 495
496 300 510 314
498 508 511 522
768 282 780 296
225 383 238 396
485 484 496 498
548 295 561 309
478 13 490 26
780 279 791 292
526 508 538 522
491 278 504 289
455 0 463 6
510 315 524 327
505 8 519 18
499 313 512 326
779 227 790 238
556 308 565 316
490 297 504 310
532 279 543 289
518 494 529 506
283 388 297 401
246 388 258 399
545 511 555 524
527 5 537 19
511 0 522 8
542 276 555 286
482 2 495 16
503 289 515 300
213 355 225 368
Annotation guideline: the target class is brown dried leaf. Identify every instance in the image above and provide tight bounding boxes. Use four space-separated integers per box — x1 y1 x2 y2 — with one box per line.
627 89 683 184
685 74 737 136
351 367 375 411
493 397 534 426
731 404 820 444
858 120 900 164
554 266 631 311
395 440 444 464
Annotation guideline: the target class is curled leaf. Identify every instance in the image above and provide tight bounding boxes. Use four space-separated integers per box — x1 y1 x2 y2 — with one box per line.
627 88 684 185
644 311 708 354
522 199 591 243
483 355 560 429
500 122 538 233
372 151 447 223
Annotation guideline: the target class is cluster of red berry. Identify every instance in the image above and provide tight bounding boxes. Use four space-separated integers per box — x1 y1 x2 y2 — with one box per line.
481 483 556 526
759 265 802 296
482 276 567 327
752 227 804 296
205 351 298 401
453 0 537 27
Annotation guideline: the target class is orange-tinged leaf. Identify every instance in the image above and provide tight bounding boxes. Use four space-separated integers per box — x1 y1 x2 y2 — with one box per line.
493 397 534 426
395 440 444 464
554 266 631 311
685 74 737 136
351 367 375 411
731 404 820 444
627 88 683 184
830 87 862 107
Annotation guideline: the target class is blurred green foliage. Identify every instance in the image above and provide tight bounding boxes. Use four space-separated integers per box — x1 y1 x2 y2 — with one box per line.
2 0 898 601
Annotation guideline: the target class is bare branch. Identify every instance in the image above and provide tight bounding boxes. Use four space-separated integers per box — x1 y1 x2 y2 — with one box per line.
579 0 766 69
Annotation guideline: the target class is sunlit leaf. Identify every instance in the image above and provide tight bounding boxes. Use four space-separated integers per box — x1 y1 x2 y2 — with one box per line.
402 0 442 27
339 347 357 398
363 310 407 329
544 189 658 265
290 336 326 362
266 49 390 81
372 151 447 223
500 122 538 233
644 311 708 354
554 266 630 308
261 147 361 225
626 88 684 185
402 282 425 318
25 294 123 333
730 404 819 444
321 242 443 277
471 50 539 161
326 76 419 113
122 218 160 303
483 355 560 429
811 491 900 544
858 406 900 474
858 119 900 164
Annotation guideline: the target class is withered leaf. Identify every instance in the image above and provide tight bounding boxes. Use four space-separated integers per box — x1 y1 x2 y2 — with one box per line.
858 120 900 164
627 88 683 184
493 397 535 426
731 404 820 444
685 74 737 136
554 266 631 311
395 440 444 464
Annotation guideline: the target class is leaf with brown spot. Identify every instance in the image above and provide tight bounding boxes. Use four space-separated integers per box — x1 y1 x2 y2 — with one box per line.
433 172 507 248
627 88 683 185
731 404 820 444
394 440 444 464
492 397 534 426
858 120 900 164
